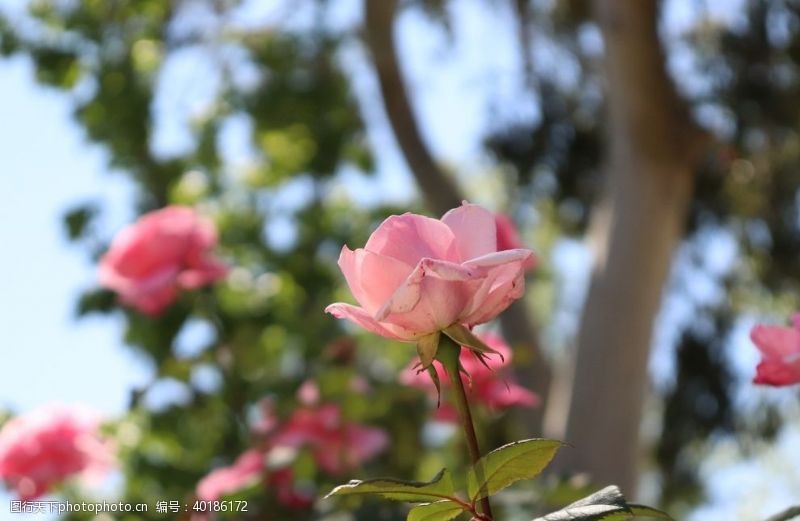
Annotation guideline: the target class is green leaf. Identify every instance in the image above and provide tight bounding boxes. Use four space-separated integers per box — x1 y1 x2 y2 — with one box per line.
466 438 561 501
533 486 675 521
535 504 630 520
325 469 457 504
63 204 98 241
407 500 466 521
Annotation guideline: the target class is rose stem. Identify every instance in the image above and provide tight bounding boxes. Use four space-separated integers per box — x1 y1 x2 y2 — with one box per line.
439 335 494 520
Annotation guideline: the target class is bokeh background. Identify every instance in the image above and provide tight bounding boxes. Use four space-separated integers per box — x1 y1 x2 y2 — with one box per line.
1 0 800 519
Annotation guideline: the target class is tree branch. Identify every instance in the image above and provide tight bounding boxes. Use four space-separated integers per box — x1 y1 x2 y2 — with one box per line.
765 506 800 521
363 0 462 215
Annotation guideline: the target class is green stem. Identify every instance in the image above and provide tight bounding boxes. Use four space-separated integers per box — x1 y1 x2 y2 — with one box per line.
439 336 494 520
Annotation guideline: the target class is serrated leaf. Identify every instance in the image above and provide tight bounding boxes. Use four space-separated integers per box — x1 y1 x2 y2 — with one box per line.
325 469 457 503
407 500 466 521
533 486 675 521
566 487 627 510
466 438 561 501
533 504 630 520
628 505 675 519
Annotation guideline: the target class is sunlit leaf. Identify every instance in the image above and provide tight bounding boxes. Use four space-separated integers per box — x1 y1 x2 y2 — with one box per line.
325 469 457 504
407 500 466 521
467 438 561 501
534 486 675 521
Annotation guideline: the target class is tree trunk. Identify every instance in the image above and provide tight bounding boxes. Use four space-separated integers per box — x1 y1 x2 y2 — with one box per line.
559 0 702 495
363 0 551 434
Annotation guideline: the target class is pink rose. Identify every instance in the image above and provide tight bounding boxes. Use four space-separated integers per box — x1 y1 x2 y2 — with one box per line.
271 404 387 475
750 314 800 386
196 450 313 510
196 449 264 502
495 213 536 270
400 333 538 421
0 405 114 500
99 206 228 315
325 203 534 343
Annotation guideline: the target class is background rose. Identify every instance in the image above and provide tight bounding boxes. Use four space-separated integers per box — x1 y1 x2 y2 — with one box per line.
326 203 534 342
750 314 800 386
271 403 388 475
400 332 539 421
196 449 264 502
495 213 536 271
195 398 386 509
99 206 228 315
0 404 114 500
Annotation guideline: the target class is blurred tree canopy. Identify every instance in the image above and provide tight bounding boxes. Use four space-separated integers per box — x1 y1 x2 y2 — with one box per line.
2 0 800 519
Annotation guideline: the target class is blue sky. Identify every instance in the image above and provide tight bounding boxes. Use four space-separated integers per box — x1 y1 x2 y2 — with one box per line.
0 55 150 416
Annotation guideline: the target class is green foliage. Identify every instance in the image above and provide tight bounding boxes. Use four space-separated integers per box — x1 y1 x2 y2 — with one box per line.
407 501 466 521
326 469 457 504
533 486 674 521
466 438 561 502
63 203 98 241
328 439 579 520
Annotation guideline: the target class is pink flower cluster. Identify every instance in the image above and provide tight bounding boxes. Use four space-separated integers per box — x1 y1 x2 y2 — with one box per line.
0 405 114 500
400 333 538 421
195 396 387 509
750 314 800 386
326 203 534 341
99 206 228 315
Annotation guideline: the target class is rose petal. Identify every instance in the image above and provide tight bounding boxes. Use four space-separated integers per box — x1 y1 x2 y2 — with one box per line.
365 213 459 266
441 203 497 261
375 259 487 334
338 247 413 315
461 263 527 327
325 303 417 341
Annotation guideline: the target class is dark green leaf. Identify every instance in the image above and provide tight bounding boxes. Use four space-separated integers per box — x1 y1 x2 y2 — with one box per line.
407 500 466 521
64 204 98 241
467 438 561 501
534 486 675 521
325 469 457 504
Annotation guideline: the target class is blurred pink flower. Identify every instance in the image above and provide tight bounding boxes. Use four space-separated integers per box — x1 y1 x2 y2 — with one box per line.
196 449 264 502
198 400 386 509
296 380 321 406
196 450 313 510
271 404 388 475
270 468 315 510
495 213 536 270
400 332 539 421
750 314 800 386
99 206 228 315
326 202 534 341
0 405 114 500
